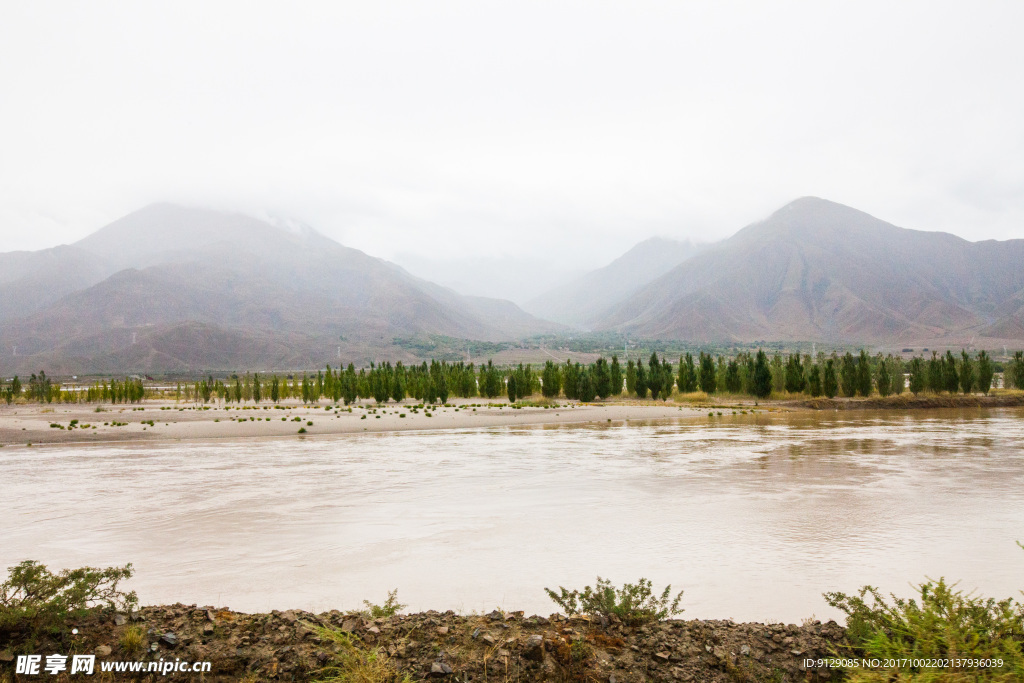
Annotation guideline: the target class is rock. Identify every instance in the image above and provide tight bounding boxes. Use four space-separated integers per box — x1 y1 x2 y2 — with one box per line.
367 626 381 635
482 634 496 645
437 626 449 635
486 610 503 621
654 652 670 663
205 609 217 622
341 619 360 632
149 642 160 653
740 644 751 656
0 650 14 662
471 628 482 639
523 635 544 661
113 613 127 626
429 661 453 676
95 645 112 658
281 610 299 624
203 624 215 636
160 632 178 647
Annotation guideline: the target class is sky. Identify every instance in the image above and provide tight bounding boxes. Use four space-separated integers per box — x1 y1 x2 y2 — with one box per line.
2 1 1023 299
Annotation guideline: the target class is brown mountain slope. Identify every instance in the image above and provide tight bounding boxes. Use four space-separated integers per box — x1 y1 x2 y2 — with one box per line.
594 197 1024 344
0 204 560 373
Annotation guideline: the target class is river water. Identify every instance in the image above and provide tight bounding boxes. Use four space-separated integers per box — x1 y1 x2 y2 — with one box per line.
3 408 1023 623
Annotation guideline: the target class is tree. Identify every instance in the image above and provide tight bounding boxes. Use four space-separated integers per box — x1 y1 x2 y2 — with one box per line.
647 353 662 400
725 359 742 394
594 358 612 399
562 361 580 400
506 373 518 403
784 354 805 394
635 359 648 399
876 359 891 398
542 361 561 398
856 350 872 397
927 352 943 393
698 353 717 394
807 364 822 397
958 350 975 394
751 350 772 398
678 353 698 393
908 357 925 395
625 359 637 396
943 351 959 393
11 376 21 400
609 356 623 397
840 353 857 398
976 350 994 395
1009 351 1024 389
577 368 596 403
823 358 838 398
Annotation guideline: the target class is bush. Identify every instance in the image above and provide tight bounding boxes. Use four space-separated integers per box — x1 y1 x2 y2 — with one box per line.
824 578 1024 682
308 623 410 683
544 577 683 625
0 560 137 637
362 589 406 619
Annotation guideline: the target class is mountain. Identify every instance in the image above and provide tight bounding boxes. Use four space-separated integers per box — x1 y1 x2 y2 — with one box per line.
0 204 561 374
525 237 704 326
592 197 1024 346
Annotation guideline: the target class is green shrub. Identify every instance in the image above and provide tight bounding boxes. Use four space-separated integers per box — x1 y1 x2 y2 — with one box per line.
824 578 1024 682
544 577 683 625
0 560 137 637
361 589 406 619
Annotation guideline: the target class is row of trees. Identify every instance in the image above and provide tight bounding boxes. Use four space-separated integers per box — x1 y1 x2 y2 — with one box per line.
3 350 1024 405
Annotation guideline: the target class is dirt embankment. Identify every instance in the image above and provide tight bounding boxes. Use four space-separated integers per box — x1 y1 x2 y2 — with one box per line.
1 605 846 682
788 393 1024 411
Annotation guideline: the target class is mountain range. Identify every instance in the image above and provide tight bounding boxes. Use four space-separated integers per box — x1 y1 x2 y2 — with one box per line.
2 197 1023 375
590 197 1024 346
0 204 560 374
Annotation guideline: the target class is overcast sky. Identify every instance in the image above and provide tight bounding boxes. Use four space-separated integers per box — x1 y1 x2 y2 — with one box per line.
2 1 1023 280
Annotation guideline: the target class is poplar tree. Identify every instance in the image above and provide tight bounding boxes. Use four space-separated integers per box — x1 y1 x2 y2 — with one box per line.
725 359 742 393
976 350 993 394
647 353 662 400
698 353 717 394
943 351 959 393
856 350 872 397
752 350 772 398
577 367 596 402
876 359 891 397
609 355 623 397
808 364 822 397
958 350 975 394
626 360 637 396
594 357 612 399
840 353 857 397
635 358 648 399
909 357 926 395
506 373 517 403
823 358 838 398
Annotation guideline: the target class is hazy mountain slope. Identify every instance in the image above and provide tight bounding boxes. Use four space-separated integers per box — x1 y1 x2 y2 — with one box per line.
0 245 117 321
594 197 1024 344
525 237 703 326
0 204 560 373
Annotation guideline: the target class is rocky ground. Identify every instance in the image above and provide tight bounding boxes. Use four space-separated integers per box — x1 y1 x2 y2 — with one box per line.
1 605 847 682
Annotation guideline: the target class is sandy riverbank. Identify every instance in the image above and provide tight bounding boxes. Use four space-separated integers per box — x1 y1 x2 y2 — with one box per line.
0 399 715 447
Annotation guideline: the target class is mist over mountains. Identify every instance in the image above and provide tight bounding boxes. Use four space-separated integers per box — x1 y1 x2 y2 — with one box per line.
0 204 560 374
1 197 1023 375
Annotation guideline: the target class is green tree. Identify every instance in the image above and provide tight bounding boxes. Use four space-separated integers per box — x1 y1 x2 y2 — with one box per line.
908 357 926 395
823 358 838 398
725 359 742 393
626 360 637 397
959 350 975 394
807 364 822 397
876 359 891 397
635 359 648 399
1009 351 1024 389
11 376 21 401
506 372 517 403
927 352 943 392
976 350 994 395
751 350 772 398
943 351 959 393
678 353 698 393
856 350 872 397
542 361 562 398
784 354 805 393
562 361 580 400
698 353 717 394
594 357 612 399
647 353 662 400
577 368 596 402
840 353 857 397
609 355 623 397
